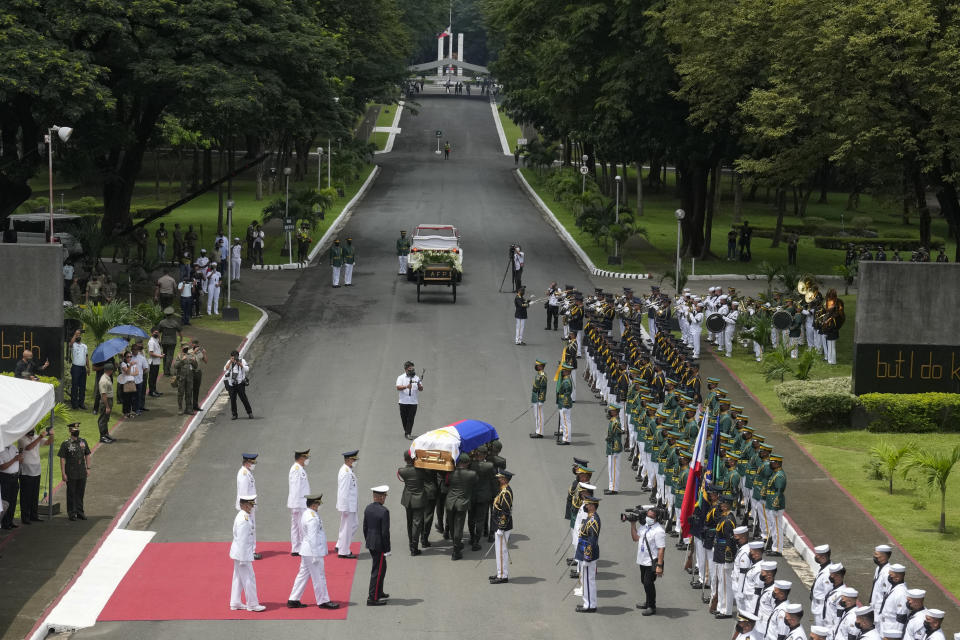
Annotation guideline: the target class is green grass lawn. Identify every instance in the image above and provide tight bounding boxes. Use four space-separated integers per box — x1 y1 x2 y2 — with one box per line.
520 164 957 275
178 300 261 337
370 131 390 151
797 430 960 597
374 104 397 128
498 108 523 154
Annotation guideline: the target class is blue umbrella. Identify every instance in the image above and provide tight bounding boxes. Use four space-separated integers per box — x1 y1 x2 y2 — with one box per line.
108 324 149 339
91 337 131 364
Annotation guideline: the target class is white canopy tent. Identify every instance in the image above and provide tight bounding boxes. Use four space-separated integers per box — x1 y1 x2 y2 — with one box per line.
0 374 56 449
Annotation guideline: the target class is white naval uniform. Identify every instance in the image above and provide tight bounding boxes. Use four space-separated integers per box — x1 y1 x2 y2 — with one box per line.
235 465 257 553
724 309 740 357
287 462 311 553
879 581 908 629
532 400 544 435
784 627 807 640
732 545 753 611
207 269 221 315
690 311 704 358
810 564 832 625
833 607 858 640
822 585 846 629
870 562 893 617
336 463 359 553
288 508 331 605
757 587 777 633
762 600 790 640
740 565 764 615
229 510 260 608
230 243 242 281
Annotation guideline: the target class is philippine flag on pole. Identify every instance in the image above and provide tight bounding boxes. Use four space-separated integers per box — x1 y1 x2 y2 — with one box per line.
437 26 451 39
679 411 709 538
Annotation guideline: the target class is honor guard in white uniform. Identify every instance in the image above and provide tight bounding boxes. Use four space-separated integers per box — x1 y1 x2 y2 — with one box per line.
809 625 830 640
235 453 261 560
230 495 264 611
899 589 927 639
724 300 740 357
913 608 946 640
832 587 860 640
740 553 772 615
759 579 792 640
871 544 895 616
878 564 908 629
732 532 758 610
817 562 846 627
336 450 360 558
782 603 806 640
809 544 833 624
489 470 514 584
287 449 311 555
853 605 882 640
287 493 340 609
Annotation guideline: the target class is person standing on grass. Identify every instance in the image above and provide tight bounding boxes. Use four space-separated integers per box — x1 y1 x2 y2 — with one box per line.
69 329 90 409
58 423 91 521
98 362 117 444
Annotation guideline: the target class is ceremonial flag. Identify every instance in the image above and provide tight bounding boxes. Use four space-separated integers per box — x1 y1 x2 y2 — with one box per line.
437 27 451 39
679 411 709 538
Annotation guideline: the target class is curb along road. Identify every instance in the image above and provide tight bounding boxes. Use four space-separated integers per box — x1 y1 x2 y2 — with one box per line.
27 301 270 639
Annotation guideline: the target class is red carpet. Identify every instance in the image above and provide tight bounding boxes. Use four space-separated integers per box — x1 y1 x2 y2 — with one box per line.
98 542 361 621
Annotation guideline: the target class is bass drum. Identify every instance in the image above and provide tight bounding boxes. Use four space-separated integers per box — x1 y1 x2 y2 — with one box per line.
772 310 792 330
706 313 726 333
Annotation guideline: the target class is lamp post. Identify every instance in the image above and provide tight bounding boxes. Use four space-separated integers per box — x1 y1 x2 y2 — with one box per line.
284 167 293 266
581 154 588 195
675 208 686 295
327 138 332 189
46 125 73 243
225 199 235 318
317 147 323 191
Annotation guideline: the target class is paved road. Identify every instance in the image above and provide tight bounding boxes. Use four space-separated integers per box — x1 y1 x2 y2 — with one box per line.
75 95 806 638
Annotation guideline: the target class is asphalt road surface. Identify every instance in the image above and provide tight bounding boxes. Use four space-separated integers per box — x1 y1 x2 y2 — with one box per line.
75 94 805 638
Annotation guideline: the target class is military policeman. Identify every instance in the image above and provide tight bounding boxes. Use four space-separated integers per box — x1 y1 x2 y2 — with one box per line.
330 238 344 288
557 364 574 444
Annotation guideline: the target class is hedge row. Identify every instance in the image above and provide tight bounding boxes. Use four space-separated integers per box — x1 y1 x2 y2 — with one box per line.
812 236 945 250
776 377 960 432
775 377 859 428
859 393 960 433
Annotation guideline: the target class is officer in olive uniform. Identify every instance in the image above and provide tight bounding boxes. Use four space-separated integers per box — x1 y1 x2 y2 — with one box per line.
605 403 624 494
396 230 411 275
489 470 514 584
764 454 787 556
421 469 438 548
530 359 548 438
343 238 356 286
557 364 574 444
398 451 428 555
469 446 496 551
445 453 478 560
157 307 183 376
330 239 344 288
173 344 195 415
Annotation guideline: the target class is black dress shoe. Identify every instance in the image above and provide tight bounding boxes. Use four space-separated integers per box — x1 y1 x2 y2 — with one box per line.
641 607 657 616
291 552 300 557
411 549 422 556
529 433 544 439
452 552 462 560
715 613 732 619
575 606 596 613
77 514 87 520
379 593 390 599
366 599 387 606
690 580 703 589
471 543 481 551
287 600 307 608
318 602 340 609
253 552 262 560
487 535 494 543
231 415 238 420
557 441 571 446
68 514 77 521
488 575 499 581
490 577 508 584
566 558 576 566
338 553 357 559
421 540 431 547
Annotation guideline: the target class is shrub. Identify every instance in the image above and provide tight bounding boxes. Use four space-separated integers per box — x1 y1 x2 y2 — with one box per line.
858 393 960 433
67 196 102 214
776 377 858 427
851 215 873 231
813 236 945 250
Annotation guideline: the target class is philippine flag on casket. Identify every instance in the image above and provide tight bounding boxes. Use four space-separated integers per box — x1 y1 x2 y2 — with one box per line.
408 419 499 468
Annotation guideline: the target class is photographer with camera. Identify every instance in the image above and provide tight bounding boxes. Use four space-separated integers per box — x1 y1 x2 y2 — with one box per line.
224 349 253 420
396 361 423 440
628 504 666 616
511 245 524 292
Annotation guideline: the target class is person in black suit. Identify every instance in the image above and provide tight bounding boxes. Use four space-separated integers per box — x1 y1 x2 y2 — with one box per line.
363 485 392 606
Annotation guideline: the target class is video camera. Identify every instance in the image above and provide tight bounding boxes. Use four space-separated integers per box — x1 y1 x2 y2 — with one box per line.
620 507 643 523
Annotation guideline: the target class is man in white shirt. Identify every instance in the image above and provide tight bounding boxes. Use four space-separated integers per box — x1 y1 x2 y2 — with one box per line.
879 564 908 629
288 494 340 609
68 328 90 409
63 261 75 299
132 342 149 414
230 495 264 612
147 329 164 398
336 450 360 559
18 428 53 523
0 443 22 529
196 248 209 269
631 504 666 616
206 264 221 315
177 275 194 325
511 245 524 292
287 450 311 555
809 544 833 625
236 453 261 560
396 361 422 440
